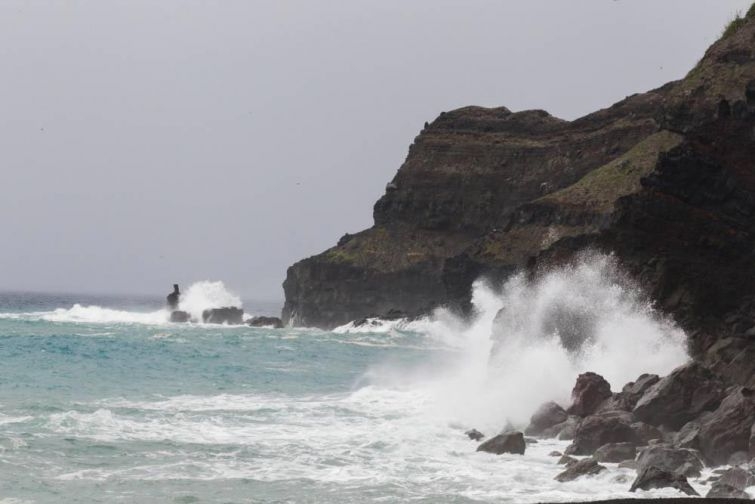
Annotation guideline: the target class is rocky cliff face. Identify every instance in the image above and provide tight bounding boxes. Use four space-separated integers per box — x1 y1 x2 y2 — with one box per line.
283 10 755 372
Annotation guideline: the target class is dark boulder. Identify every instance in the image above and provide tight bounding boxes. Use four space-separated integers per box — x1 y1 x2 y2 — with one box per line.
751 423 755 459
540 415 579 440
202 307 244 325
558 454 578 466
247 316 284 328
631 421 664 445
593 442 637 463
618 459 638 470
169 310 190 323
525 401 568 435
476 432 525 455
629 466 699 496
697 386 755 466
567 411 636 455
636 445 704 478
620 373 660 410
567 372 612 417
706 482 750 499
632 362 725 430
716 466 755 491
554 458 606 482
548 451 562 457
465 429 484 441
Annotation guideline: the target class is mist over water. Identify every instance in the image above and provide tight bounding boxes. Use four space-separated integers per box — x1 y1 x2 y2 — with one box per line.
0 255 695 503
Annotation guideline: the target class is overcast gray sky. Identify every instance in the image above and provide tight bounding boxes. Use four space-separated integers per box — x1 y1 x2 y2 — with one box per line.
0 0 751 301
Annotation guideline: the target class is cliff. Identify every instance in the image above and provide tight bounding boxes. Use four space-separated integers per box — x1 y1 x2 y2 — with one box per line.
282 9 755 379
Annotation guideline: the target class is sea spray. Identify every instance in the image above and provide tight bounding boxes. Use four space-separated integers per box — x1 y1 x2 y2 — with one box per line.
178 281 243 322
362 253 688 433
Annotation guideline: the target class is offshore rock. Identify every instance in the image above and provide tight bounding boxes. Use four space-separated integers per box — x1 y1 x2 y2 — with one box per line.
476 432 525 455
629 466 699 496
526 401 568 435
554 458 606 482
202 307 244 325
632 362 725 430
247 316 284 328
465 429 485 441
169 310 190 323
567 372 612 417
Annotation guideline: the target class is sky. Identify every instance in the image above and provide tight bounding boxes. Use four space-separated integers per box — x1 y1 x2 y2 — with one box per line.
0 0 751 301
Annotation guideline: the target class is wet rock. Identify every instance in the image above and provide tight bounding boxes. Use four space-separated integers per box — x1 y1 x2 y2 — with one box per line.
697 386 755 466
751 423 755 459
636 445 705 478
633 362 725 430
705 482 750 499
202 307 244 325
618 459 638 470
631 421 663 445
629 465 699 496
593 442 637 463
554 458 606 482
620 373 660 410
525 401 568 435
169 310 190 323
717 466 755 490
567 372 612 417
525 437 538 444
549 451 562 457
465 429 484 441
728 451 751 466
247 316 284 328
567 411 636 455
674 418 705 451
476 432 525 455
558 455 578 467
540 415 579 440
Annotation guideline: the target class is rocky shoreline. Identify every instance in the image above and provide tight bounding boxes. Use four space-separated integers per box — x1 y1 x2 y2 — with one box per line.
469 365 754 499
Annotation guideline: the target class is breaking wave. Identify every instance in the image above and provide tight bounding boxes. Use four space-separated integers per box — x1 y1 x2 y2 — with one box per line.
363 253 689 431
0 281 242 326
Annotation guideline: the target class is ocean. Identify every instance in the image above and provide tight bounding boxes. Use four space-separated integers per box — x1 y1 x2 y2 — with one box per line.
0 264 712 503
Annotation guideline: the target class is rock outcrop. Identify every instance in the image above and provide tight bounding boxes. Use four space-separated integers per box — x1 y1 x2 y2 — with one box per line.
202 307 244 325
525 401 568 436
554 458 607 482
247 316 284 328
567 372 613 417
476 432 526 455
629 466 699 496
282 8 755 386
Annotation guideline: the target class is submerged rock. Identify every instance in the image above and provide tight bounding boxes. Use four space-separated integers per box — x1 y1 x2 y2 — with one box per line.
554 458 606 482
632 362 725 430
169 310 190 323
526 401 568 436
635 445 705 478
629 466 699 496
476 432 525 455
558 455 578 467
247 316 284 328
202 307 244 325
465 429 484 441
567 372 612 417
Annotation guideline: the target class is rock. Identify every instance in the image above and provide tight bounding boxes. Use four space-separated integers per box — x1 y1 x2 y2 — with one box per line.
202 307 244 325
524 437 538 444
548 451 562 457
620 373 660 410
567 372 612 417
632 362 725 430
554 458 607 482
630 421 663 445
717 466 755 490
247 316 284 328
728 451 751 466
636 445 705 478
558 455 578 467
465 429 484 441
751 423 755 459
618 459 638 470
674 418 705 451
706 482 750 499
593 442 637 463
169 310 190 323
167 284 180 310
525 401 568 435
476 432 525 455
567 411 636 455
540 415 579 439
629 466 699 496
697 386 755 466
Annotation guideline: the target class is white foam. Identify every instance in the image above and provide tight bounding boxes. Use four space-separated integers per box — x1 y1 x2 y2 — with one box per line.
178 281 242 322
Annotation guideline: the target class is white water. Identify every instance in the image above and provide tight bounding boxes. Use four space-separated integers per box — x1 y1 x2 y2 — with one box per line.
361 253 689 432
0 281 243 325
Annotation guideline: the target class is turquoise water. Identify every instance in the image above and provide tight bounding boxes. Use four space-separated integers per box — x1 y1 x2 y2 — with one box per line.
0 279 699 503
